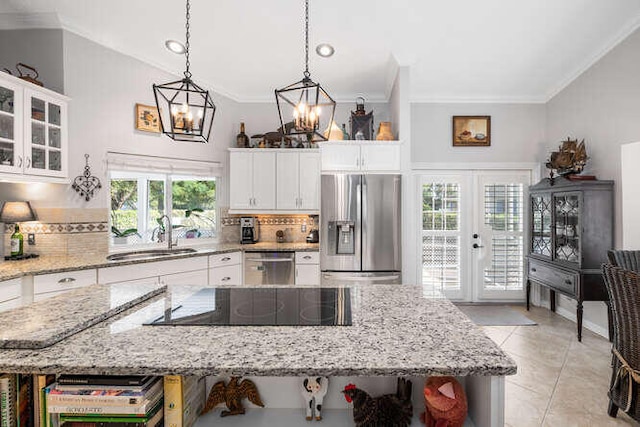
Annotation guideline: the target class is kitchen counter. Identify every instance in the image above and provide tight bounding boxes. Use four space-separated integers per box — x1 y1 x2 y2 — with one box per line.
0 283 515 378
0 242 319 281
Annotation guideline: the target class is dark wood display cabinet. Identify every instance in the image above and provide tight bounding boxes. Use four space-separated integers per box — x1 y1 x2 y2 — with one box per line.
526 176 614 341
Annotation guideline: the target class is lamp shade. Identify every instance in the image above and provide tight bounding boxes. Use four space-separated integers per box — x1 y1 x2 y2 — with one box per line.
0 201 37 223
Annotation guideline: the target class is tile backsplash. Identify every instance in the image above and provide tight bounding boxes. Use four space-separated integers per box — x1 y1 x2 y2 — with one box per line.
220 209 318 244
3 208 109 257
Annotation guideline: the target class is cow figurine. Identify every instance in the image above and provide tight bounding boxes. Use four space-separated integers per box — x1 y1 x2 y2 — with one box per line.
301 377 329 421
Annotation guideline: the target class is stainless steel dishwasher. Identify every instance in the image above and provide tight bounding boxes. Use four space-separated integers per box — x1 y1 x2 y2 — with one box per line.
243 251 295 285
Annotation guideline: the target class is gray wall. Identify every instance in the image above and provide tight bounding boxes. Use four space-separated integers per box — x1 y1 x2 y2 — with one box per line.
544 26 640 336
411 102 546 164
0 29 64 93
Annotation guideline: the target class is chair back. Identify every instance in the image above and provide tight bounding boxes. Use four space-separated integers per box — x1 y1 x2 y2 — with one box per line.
607 250 640 272
601 264 640 369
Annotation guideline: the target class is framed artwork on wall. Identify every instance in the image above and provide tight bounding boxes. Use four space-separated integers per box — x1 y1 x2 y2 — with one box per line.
452 116 491 146
135 103 160 133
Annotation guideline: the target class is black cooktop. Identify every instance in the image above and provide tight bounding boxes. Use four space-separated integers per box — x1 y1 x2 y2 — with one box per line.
146 287 352 326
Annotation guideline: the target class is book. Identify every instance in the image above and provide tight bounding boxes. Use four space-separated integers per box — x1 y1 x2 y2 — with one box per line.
57 399 163 425
46 388 162 416
59 404 162 427
47 380 162 407
33 375 55 427
163 376 204 427
16 374 34 427
55 379 152 389
1 374 17 427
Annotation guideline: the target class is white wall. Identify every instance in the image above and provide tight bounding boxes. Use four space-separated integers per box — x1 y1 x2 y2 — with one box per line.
411 103 546 164
0 29 65 93
621 141 640 248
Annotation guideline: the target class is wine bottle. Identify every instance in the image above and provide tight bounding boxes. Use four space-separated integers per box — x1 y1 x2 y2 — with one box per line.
236 122 250 148
10 224 23 257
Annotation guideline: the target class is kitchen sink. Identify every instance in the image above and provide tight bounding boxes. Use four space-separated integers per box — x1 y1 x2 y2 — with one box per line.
106 248 198 262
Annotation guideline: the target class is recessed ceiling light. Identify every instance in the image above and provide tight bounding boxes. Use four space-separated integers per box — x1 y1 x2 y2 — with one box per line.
315 43 335 58
165 39 186 54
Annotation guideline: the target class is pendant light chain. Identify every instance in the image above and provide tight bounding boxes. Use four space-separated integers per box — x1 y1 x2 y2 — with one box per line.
304 0 310 79
184 0 192 79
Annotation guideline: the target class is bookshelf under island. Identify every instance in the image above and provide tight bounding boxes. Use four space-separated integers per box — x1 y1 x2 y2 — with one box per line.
0 283 515 427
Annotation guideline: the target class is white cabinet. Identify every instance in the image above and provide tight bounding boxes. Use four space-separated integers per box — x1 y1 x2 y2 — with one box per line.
162 269 209 286
98 257 208 285
230 151 276 211
209 251 242 286
33 269 97 301
0 72 69 181
295 251 320 285
276 151 320 211
319 141 401 172
0 278 22 312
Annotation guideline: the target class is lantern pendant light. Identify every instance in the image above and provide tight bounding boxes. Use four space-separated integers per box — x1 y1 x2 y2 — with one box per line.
153 0 216 143
275 0 336 142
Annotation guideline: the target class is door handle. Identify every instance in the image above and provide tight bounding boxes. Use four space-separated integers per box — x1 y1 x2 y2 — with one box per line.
473 243 484 249
531 268 537 272
26 157 31 168
246 258 294 263
221 277 231 282
221 257 231 262
58 277 76 284
303 255 312 260
17 156 22 167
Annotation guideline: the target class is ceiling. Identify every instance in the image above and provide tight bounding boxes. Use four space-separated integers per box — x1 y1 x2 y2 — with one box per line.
2 0 640 103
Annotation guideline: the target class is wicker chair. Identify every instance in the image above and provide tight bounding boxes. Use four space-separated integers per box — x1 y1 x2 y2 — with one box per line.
601 264 640 422
607 250 640 272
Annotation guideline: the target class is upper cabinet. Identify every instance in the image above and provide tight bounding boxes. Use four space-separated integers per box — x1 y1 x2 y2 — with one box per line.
229 149 320 213
0 72 69 182
318 141 401 172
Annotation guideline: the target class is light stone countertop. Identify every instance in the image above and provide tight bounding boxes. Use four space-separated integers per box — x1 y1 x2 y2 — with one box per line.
0 283 517 378
0 242 319 282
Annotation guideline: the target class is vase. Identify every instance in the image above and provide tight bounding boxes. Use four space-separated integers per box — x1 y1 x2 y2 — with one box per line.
376 122 394 140
323 120 344 140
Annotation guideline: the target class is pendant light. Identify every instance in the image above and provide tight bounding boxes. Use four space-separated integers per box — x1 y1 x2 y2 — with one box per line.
153 0 216 143
275 0 336 142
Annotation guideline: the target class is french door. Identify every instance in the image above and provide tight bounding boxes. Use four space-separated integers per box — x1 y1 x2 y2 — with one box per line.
419 170 530 301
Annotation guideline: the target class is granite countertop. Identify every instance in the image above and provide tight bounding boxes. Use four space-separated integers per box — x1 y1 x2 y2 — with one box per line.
0 242 319 282
0 284 517 378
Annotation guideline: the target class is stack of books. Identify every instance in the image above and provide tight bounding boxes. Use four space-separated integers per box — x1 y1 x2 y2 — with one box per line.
45 376 163 427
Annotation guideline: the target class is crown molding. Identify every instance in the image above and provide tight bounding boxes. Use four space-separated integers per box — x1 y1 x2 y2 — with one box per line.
544 13 640 102
0 12 61 30
409 95 547 104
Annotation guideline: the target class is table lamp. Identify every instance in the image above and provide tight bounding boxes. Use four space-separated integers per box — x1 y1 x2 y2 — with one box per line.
0 201 37 259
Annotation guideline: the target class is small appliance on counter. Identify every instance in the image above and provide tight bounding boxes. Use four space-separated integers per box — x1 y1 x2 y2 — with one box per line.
240 217 259 244
306 229 319 243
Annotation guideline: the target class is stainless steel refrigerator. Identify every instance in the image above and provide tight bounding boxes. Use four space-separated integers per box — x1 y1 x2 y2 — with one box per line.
320 173 401 285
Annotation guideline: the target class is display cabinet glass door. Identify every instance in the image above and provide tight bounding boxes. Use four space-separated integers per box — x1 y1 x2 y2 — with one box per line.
24 90 64 177
0 80 23 173
531 194 552 258
553 192 581 264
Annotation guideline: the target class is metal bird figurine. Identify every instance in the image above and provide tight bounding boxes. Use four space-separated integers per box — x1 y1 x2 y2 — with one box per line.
201 377 264 417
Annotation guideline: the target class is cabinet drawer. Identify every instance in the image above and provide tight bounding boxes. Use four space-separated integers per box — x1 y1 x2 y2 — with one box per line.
99 257 207 284
528 260 576 295
34 269 97 296
209 251 242 268
0 278 22 310
295 251 319 265
210 264 242 286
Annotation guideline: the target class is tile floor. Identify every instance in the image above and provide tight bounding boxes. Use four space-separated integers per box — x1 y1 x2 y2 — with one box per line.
481 305 639 426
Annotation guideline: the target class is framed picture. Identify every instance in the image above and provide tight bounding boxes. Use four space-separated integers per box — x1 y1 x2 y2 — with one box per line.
135 103 160 133
452 116 491 146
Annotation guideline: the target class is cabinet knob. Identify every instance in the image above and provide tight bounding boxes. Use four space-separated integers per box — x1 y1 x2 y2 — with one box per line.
473 233 479 239
221 277 231 282
221 257 231 262
472 243 484 249
58 277 76 284
26 157 31 168
17 156 22 168
564 279 572 285
531 268 537 272
303 255 312 260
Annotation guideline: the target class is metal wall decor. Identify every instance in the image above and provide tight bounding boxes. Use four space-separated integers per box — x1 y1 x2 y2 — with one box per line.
349 97 373 140
153 0 216 143
275 0 336 142
72 154 102 201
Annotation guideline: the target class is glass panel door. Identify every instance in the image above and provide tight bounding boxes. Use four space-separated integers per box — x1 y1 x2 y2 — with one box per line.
553 193 581 264
0 81 22 173
531 194 552 257
476 173 529 300
25 92 64 176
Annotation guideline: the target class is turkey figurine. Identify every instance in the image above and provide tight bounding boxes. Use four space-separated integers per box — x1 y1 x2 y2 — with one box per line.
342 378 413 427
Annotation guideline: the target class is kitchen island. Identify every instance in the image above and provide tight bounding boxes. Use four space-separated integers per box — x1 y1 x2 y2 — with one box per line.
0 282 515 426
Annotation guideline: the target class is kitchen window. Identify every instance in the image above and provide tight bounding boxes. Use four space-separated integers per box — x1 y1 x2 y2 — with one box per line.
109 171 217 247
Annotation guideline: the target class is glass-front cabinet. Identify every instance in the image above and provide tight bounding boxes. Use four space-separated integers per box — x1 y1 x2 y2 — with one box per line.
527 176 613 341
0 72 69 180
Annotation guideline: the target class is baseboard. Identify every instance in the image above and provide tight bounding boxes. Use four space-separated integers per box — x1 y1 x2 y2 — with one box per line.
554 306 609 339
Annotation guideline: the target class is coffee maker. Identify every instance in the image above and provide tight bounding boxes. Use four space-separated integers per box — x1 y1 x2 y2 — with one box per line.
240 217 259 244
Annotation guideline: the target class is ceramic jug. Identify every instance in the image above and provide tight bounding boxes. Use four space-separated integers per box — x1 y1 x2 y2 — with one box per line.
376 122 394 140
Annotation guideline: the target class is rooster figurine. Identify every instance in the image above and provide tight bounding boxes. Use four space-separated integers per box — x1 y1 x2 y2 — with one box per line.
201 377 264 417
420 376 467 427
342 378 413 427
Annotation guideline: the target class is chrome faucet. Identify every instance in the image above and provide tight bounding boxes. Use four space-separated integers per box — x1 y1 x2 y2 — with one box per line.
158 214 176 250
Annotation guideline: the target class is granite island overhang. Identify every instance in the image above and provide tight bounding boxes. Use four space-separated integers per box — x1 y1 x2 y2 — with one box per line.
0 283 516 426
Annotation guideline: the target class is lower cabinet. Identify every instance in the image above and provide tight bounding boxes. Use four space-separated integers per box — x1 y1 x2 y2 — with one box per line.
209 252 242 286
0 278 22 311
98 257 208 285
33 269 97 302
295 251 320 285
